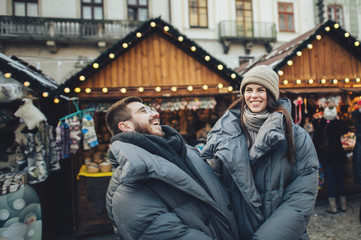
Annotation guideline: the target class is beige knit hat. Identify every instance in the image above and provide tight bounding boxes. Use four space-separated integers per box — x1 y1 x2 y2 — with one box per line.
240 65 279 100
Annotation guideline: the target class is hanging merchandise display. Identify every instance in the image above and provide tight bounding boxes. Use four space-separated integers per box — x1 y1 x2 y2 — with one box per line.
293 96 303 125
56 107 98 158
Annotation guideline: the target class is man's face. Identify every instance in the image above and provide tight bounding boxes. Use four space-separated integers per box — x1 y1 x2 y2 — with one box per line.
123 102 164 136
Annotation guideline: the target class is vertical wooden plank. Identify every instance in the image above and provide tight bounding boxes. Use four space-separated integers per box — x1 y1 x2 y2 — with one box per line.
152 33 161 87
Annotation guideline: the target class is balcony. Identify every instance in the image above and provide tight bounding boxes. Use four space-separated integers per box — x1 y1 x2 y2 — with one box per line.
0 16 141 51
218 20 277 54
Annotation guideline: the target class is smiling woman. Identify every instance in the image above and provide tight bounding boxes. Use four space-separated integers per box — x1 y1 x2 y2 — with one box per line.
201 65 319 240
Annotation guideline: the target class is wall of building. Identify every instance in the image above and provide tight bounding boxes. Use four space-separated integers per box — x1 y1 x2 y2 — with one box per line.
1 0 360 84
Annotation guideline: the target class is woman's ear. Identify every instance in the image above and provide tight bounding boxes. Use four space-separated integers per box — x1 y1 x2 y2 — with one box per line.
118 121 133 132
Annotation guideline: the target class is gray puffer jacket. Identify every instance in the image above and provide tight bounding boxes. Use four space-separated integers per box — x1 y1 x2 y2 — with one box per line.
106 136 239 240
201 98 319 240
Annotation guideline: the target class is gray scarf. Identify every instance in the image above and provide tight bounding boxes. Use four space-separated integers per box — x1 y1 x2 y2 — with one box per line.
243 107 270 133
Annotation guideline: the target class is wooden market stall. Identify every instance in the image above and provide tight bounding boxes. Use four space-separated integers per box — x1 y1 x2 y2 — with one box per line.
52 17 242 236
0 53 72 240
236 19 361 199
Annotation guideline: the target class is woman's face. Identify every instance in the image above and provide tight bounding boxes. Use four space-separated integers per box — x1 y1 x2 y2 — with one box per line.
244 83 268 113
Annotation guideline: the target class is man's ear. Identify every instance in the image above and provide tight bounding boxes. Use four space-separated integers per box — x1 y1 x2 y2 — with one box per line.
118 121 132 132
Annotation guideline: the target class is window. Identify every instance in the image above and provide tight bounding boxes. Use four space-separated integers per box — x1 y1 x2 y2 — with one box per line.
278 2 294 32
81 0 103 20
236 0 253 37
189 0 208 28
13 0 38 17
128 0 148 21
327 5 344 26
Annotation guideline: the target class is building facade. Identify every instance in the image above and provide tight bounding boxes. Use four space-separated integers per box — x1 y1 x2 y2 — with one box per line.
0 0 360 84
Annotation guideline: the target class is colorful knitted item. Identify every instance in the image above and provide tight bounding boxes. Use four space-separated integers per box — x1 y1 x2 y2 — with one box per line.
82 115 98 148
68 116 82 154
61 122 71 159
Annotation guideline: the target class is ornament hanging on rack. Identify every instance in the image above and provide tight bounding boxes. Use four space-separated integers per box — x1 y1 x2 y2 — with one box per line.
293 96 303 125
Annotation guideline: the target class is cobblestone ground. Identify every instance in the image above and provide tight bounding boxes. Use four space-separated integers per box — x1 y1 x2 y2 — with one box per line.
307 194 361 240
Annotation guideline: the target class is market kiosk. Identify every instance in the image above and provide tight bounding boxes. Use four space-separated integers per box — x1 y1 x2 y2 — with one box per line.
51 17 242 236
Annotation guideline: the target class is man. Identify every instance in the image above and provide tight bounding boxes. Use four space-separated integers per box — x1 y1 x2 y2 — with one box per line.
105 96 239 240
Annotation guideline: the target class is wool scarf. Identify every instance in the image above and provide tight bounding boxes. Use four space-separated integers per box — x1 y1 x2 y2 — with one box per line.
111 125 200 182
243 107 270 133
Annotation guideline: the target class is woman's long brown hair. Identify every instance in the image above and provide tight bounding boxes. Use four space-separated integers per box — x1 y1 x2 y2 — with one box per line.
227 91 295 165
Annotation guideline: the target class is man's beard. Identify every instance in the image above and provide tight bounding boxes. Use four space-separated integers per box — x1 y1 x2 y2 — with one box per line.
134 121 165 137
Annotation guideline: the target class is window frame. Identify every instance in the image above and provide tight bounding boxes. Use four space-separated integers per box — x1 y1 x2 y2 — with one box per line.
81 0 104 20
235 0 253 37
327 4 344 26
278 2 295 32
189 0 208 28
127 0 149 21
13 0 38 17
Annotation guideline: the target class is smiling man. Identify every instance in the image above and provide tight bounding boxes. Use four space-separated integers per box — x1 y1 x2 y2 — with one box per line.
104 96 239 240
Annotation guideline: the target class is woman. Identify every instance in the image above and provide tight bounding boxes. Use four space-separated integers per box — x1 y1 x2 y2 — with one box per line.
201 65 319 240
313 103 348 214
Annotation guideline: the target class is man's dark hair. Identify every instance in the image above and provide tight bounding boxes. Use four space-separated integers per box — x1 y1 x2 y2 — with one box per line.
105 96 143 135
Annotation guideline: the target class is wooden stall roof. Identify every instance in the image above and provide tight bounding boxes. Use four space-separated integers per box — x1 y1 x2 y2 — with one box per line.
0 53 59 96
55 17 242 99
236 20 361 93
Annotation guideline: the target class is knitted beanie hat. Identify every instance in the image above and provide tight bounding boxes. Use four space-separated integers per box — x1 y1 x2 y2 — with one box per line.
240 65 279 100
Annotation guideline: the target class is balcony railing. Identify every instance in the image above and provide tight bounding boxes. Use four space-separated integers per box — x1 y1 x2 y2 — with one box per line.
0 16 141 43
218 20 276 42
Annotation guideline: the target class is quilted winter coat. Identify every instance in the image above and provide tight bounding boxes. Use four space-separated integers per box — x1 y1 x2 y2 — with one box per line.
351 109 361 187
201 98 319 240
106 135 239 240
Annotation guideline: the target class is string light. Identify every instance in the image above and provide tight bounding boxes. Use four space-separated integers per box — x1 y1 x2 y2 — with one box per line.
24 81 30 87
296 79 302 84
79 75 85 81
227 86 233 92
85 88 91 93
138 87 144 93
355 41 360 47
344 78 350 83
287 60 293 66
325 26 331 31
296 51 302 56
164 26 169 31
74 87 81 93
136 32 142 38
332 79 338 84
307 44 313 49
218 64 223 70
120 88 127 93
178 36 184 42
150 22 156 27
42 92 49 97
321 78 327 84
122 43 128 48
4 73 11 78
204 55 210 61
231 73 236 79
308 79 314 84
102 87 108 93
171 87 177 92
54 98 59 104
191 46 196 52
278 70 284 76
109 53 115 59
217 83 223 89
356 78 361 83
64 88 70 93
283 79 288 85
93 63 99 68
334 23 339 29
316 35 322 40
187 86 193 92
202 85 208 90
155 86 161 92
344 32 350 38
